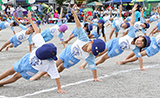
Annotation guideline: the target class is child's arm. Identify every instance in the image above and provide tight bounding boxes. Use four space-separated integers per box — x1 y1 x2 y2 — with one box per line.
103 35 107 43
119 5 122 18
28 11 39 34
148 26 158 36
56 78 67 93
72 4 81 29
130 4 137 27
83 12 87 22
13 12 21 26
59 7 63 19
138 57 147 71
3 11 8 19
141 8 144 18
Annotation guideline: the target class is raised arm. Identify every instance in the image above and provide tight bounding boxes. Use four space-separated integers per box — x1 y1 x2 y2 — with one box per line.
83 12 87 22
119 5 122 18
13 12 21 25
3 11 8 19
130 4 137 26
141 8 144 18
28 11 39 34
59 7 63 19
72 4 81 29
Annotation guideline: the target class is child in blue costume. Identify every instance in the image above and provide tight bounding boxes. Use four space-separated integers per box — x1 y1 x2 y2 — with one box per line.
62 12 93 44
41 7 68 48
80 4 151 71
30 4 106 82
0 11 67 93
116 32 160 71
0 12 35 52
0 11 17 34
109 5 130 41
148 21 160 37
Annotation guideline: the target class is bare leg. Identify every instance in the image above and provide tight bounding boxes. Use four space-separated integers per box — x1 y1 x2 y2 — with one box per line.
63 34 75 44
0 40 11 52
0 66 15 80
29 72 47 81
79 61 87 69
108 28 115 41
5 44 13 51
96 53 110 65
0 72 22 86
116 50 147 65
115 32 118 38
57 64 65 73
56 57 64 67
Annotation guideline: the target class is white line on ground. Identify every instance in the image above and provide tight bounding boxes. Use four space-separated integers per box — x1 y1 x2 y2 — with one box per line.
0 64 159 98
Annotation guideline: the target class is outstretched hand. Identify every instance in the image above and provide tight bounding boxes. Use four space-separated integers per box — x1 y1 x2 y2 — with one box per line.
132 4 138 12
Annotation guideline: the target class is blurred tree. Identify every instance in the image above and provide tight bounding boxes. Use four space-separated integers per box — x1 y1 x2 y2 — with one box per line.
55 0 66 7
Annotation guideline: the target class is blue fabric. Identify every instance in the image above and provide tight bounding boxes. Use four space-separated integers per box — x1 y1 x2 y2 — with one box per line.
59 45 80 68
112 21 120 33
140 17 145 23
92 23 98 27
85 54 97 70
145 37 160 57
58 33 64 42
57 20 62 26
125 17 131 22
135 11 140 22
19 24 27 30
41 28 53 42
72 27 78 37
106 38 123 58
156 21 160 30
14 53 38 80
9 35 22 47
127 26 135 38
92 29 101 39
76 27 89 41
0 22 6 30
28 34 33 45
132 46 141 57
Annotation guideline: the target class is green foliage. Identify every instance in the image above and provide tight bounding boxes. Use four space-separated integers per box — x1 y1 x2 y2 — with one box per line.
55 0 66 6
87 0 98 3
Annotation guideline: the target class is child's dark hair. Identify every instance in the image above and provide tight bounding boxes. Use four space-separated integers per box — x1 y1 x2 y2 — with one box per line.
97 25 105 37
133 36 147 51
13 21 17 26
84 23 91 35
136 5 141 12
144 23 148 29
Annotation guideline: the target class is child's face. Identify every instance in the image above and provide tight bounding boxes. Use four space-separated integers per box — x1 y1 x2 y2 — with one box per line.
98 23 102 28
135 36 145 48
121 23 127 28
141 24 146 28
28 26 34 33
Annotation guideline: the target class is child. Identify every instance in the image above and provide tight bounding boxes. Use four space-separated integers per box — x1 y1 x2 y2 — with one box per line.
63 12 93 44
148 21 160 36
108 5 130 41
0 12 17 34
0 11 66 93
87 19 107 43
29 4 106 82
0 12 34 52
116 33 160 69
80 4 151 71
41 7 68 48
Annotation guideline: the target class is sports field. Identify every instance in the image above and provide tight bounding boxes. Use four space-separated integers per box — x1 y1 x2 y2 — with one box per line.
0 22 160 98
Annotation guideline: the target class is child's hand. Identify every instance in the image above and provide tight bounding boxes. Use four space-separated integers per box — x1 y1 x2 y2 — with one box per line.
140 68 148 71
119 5 122 9
132 4 138 12
13 12 15 18
72 4 77 10
57 89 67 93
27 11 32 19
94 78 103 82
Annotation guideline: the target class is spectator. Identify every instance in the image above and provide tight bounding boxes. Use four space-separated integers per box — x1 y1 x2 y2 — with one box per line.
126 3 132 11
107 3 114 11
67 4 71 13
4 4 8 15
93 8 98 18
17 4 23 18
35 3 43 20
7 5 15 16
56 5 61 14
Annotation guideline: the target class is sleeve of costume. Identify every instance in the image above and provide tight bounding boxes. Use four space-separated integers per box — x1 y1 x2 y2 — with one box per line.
76 27 89 41
127 26 135 38
28 34 33 45
85 54 97 70
132 46 141 58
58 33 64 42
19 24 27 30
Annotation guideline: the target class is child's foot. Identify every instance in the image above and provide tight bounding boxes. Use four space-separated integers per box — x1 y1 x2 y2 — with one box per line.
43 73 50 77
29 77 41 81
5 47 9 51
0 83 4 87
116 61 125 65
79 65 86 69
